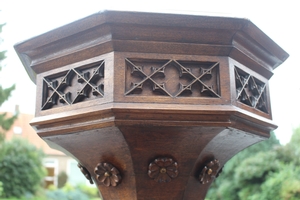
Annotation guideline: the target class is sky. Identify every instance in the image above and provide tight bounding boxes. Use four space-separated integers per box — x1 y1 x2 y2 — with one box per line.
0 0 299 144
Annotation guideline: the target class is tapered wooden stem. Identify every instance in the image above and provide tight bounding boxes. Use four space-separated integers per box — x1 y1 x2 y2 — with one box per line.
15 11 288 200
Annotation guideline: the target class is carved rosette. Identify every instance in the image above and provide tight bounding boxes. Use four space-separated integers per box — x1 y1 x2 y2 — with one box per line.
94 163 121 187
199 159 221 184
77 163 93 184
148 157 178 183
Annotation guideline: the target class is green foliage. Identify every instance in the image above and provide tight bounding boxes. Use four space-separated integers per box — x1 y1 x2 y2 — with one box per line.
0 23 6 65
0 138 46 198
46 189 89 200
235 151 280 185
234 151 280 200
45 183 90 200
0 17 17 141
0 111 16 130
206 130 300 200
62 182 74 192
207 132 279 200
77 183 100 198
259 164 300 200
44 183 100 200
57 171 68 188
0 181 3 196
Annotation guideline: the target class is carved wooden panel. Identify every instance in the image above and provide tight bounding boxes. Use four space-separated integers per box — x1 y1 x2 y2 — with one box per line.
42 61 104 110
235 66 268 113
125 59 220 98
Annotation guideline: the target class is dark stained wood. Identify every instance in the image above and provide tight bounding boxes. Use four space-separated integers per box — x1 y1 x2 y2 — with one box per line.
15 11 288 83
14 11 288 200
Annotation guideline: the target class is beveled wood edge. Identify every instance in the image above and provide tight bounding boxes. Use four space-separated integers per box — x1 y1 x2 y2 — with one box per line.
18 40 275 82
14 11 288 83
15 11 288 59
30 103 276 137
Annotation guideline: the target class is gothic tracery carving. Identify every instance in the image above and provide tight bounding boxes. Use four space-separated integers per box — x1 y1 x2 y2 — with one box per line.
235 67 268 113
125 59 220 98
42 61 104 110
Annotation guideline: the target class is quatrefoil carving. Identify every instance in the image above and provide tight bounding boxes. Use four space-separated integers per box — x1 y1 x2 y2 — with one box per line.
235 67 268 113
42 61 104 110
125 59 220 98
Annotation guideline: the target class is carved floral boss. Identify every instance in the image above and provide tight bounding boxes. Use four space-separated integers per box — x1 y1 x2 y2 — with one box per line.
199 159 221 184
148 157 179 183
94 163 122 187
78 158 221 187
125 58 220 98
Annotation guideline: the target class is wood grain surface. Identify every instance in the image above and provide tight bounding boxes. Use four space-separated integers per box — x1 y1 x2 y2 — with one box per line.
15 10 288 200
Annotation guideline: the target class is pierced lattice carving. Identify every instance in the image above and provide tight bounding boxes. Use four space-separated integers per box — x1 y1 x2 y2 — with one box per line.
42 61 104 110
235 67 268 113
125 59 220 98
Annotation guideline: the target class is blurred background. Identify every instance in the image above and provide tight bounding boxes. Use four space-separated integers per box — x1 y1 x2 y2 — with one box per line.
0 0 299 199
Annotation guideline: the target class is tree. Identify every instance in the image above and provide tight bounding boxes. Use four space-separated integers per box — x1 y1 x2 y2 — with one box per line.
0 15 45 198
206 132 280 200
206 129 300 200
0 18 17 142
0 138 46 198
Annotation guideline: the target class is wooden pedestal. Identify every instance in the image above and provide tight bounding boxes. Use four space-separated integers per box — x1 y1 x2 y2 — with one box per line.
15 11 288 200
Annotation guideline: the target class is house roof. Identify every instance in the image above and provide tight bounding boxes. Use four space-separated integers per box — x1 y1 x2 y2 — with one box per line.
4 112 65 156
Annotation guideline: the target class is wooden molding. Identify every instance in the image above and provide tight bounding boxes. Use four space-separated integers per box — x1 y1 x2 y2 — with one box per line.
15 11 288 200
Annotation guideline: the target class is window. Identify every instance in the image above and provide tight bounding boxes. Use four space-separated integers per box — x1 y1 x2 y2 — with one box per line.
67 159 89 186
43 159 58 188
13 126 22 134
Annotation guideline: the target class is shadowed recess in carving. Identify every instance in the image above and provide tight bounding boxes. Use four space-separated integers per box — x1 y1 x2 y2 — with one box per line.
125 58 220 98
235 67 268 113
41 61 104 110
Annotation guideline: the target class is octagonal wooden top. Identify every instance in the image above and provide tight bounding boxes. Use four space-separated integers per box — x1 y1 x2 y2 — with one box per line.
14 11 289 200
15 10 288 83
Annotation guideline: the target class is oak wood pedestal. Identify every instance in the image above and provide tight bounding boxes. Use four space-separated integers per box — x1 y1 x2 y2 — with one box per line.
15 11 288 200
